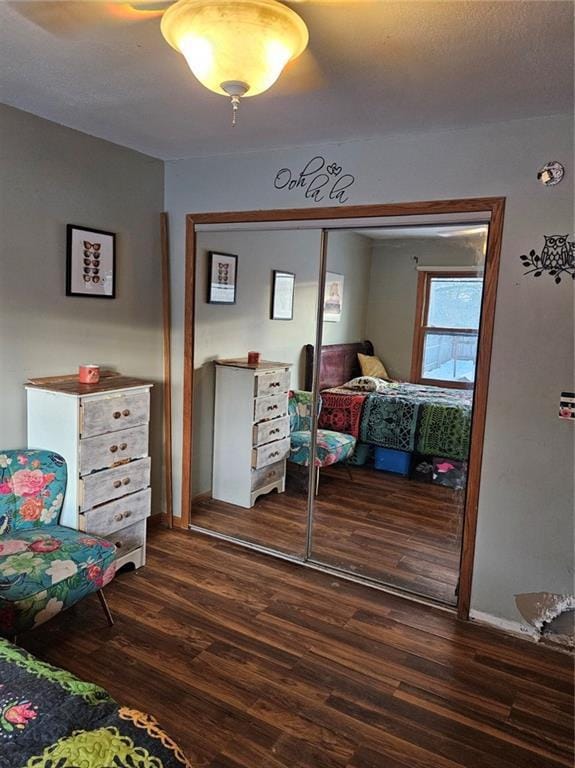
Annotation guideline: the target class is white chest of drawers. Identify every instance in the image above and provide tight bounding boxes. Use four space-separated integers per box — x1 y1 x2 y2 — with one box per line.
26 376 153 570
212 360 292 508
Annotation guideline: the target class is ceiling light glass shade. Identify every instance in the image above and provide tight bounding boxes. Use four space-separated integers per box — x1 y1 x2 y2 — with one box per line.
161 0 309 98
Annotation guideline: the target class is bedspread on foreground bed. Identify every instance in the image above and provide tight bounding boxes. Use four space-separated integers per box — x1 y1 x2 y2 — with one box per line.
0 638 191 768
320 383 473 460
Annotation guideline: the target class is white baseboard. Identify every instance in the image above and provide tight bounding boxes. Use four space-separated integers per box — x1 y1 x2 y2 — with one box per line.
469 609 539 641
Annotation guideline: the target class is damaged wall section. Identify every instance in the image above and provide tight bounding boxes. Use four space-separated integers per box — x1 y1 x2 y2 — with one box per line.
515 592 575 649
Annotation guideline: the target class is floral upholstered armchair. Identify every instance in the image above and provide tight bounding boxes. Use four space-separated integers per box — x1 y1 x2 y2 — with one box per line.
288 390 356 491
0 450 116 637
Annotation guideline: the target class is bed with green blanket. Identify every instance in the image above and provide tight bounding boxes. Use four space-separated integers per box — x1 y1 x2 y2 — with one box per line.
0 638 191 768
320 382 472 461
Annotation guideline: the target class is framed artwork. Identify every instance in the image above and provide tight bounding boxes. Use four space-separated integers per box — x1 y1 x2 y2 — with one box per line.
324 271 344 322
66 225 116 298
271 270 295 320
208 251 238 304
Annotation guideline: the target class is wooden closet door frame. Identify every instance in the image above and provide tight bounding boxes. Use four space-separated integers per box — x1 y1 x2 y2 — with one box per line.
179 197 506 620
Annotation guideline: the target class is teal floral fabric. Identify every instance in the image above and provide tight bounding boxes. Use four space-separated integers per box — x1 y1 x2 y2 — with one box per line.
290 430 356 468
288 390 317 432
0 450 67 533
0 450 116 636
288 391 356 468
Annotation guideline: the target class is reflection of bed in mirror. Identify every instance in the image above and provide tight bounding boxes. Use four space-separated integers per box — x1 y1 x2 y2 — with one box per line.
302 340 472 604
305 340 473 467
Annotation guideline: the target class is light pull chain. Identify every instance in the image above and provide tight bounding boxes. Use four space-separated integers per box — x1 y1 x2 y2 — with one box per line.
230 94 241 127
221 81 248 127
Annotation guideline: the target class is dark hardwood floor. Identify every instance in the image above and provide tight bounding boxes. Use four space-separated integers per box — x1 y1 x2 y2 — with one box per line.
21 529 573 768
192 464 463 604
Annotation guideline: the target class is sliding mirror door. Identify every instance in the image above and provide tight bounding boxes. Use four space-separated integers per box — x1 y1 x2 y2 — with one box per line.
189 227 321 557
309 223 488 604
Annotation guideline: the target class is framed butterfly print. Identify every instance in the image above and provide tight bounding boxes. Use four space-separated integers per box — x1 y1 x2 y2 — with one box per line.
66 224 116 298
207 251 238 304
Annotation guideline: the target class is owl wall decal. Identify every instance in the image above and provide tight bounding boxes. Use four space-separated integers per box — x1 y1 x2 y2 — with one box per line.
540 236 571 269
520 234 575 284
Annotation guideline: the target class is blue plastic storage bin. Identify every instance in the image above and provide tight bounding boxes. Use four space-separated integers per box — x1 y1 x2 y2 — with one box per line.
374 446 411 475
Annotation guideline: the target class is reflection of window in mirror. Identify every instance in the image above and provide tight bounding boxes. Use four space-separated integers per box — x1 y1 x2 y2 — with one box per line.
411 271 483 389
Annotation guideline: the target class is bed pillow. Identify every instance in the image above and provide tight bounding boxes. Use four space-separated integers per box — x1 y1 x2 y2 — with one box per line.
358 353 390 380
342 376 390 393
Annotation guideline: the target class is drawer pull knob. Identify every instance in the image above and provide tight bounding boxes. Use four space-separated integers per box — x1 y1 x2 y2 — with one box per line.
113 411 121 419
109 445 118 453
122 409 130 417
114 512 124 522
270 451 280 458
122 477 131 486
124 510 132 518
270 428 279 435
113 480 122 489
119 443 128 451
267 405 278 412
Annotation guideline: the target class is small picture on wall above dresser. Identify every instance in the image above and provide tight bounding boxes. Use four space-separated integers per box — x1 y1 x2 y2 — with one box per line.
324 272 344 322
66 224 116 299
208 251 238 304
271 270 295 320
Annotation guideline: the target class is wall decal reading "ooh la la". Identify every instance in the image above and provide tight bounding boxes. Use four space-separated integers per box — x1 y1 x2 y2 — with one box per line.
521 235 575 284
273 156 356 204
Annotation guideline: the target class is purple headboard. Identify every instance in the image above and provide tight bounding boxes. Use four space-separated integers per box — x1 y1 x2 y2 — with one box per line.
304 340 374 391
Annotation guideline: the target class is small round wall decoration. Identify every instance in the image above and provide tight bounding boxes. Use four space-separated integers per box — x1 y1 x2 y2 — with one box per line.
537 161 565 187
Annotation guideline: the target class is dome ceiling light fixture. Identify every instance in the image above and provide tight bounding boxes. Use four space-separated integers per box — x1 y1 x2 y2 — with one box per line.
160 0 309 125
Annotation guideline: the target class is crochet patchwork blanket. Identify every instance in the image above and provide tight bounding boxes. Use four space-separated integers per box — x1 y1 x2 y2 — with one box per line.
317 391 367 438
323 383 472 460
0 639 191 768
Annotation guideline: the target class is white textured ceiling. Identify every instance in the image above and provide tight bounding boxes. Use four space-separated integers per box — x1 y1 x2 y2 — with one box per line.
1 0 573 160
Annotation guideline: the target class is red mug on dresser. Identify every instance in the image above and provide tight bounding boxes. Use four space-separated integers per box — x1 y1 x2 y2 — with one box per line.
78 364 100 384
247 351 261 366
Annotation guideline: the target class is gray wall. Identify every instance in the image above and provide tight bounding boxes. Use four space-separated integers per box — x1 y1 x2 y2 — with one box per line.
165 113 574 626
193 228 321 496
366 236 485 380
192 228 371 496
323 231 372 346
0 105 165 513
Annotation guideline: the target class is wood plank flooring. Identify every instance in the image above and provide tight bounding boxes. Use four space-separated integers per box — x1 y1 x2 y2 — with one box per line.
192 465 463 604
21 529 573 768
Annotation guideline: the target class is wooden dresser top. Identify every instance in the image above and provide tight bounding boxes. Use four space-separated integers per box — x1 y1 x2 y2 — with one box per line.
25 374 153 396
216 359 291 370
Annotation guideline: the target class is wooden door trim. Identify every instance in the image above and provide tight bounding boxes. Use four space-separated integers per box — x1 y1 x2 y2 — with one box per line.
457 199 505 618
410 270 428 383
180 197 506 620
179 215 196 532
160 212 174 528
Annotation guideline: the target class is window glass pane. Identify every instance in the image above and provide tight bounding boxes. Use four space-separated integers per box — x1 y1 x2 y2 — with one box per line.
427 277 483 329
422 332 478 383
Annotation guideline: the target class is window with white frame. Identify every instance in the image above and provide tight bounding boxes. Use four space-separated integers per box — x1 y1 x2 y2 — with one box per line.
412 271 483 388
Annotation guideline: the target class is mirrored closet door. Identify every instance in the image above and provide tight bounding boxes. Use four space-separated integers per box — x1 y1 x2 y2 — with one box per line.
307 223 488 604
183 201 503 612
188 226 322 558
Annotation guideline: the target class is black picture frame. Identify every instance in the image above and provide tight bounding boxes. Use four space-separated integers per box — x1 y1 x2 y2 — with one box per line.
271 270 295 320
66 224 116 299
207 251 238 304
